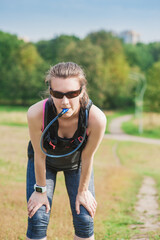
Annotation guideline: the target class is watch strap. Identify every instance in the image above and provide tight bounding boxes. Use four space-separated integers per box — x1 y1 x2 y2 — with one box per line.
34 184 47 193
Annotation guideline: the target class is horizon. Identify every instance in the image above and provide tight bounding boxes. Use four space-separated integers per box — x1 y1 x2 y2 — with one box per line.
1 28 159 45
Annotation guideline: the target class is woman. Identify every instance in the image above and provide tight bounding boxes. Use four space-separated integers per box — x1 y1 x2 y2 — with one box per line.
26 62 106 240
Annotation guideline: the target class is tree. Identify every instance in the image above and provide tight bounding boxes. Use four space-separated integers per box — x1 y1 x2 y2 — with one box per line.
144 61 160 112
36 35 79 65
0 31 48 105
86 30 132 109
61 38 105 107
1 29 159 110
148 42 160 62
0 31 24 103
123 43 154 71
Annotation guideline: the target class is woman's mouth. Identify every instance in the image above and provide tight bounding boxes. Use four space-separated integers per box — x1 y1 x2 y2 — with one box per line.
61 107 70 113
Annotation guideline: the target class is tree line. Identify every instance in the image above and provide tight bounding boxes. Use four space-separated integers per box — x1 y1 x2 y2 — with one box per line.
0 30 160 111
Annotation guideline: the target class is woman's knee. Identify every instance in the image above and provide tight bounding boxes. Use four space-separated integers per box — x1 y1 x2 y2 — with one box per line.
27 205 50 239
73 213 94 238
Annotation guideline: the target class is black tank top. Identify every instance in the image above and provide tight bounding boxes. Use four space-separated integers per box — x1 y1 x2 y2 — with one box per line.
27 98 92 171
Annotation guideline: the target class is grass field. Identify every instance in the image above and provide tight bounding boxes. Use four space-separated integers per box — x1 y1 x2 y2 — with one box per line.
0 107 160 239
122 112 160 139
104 109 160 139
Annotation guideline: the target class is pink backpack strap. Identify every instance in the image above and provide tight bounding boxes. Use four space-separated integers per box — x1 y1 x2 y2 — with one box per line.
42 98 48 132
86 128 89 136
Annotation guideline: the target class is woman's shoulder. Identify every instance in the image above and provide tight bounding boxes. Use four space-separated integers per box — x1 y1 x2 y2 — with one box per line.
27 98 48 122
88 104 107 130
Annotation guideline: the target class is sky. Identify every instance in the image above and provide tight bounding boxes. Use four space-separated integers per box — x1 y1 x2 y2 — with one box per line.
0 0 160 43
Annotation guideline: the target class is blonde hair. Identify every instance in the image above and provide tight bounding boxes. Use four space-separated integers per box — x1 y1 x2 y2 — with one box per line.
45 62 89 108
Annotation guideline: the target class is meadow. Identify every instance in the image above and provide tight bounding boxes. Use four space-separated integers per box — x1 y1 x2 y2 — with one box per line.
0 107 160 239
122 112 160 139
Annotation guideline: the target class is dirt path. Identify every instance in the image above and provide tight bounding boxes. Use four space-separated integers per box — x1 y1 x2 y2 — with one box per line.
106 114 160 145
105 133 160 145
113 142 160 239
131 176 160 239
109 115 160 239
108 114 133 134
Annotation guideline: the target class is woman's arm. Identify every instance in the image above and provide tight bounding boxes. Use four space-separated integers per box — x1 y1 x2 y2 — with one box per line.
27 101 50 218
27 103 46 186
75 105 107 218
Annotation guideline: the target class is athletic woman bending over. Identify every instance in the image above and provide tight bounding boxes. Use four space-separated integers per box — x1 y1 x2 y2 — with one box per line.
26 62 106 240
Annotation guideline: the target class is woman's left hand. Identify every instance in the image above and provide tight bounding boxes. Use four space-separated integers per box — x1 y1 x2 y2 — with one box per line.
75 190 97 218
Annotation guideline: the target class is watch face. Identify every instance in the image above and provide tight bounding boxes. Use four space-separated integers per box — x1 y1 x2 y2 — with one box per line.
36 187 42 193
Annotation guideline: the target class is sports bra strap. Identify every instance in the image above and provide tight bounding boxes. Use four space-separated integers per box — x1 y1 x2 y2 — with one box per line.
42 98 48 132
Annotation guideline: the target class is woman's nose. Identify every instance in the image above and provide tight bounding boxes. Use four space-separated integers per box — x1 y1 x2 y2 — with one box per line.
62 95 69 104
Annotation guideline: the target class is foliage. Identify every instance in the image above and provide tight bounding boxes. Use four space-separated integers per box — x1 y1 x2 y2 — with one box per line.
123 43 154 71
35 35 79 65
0 30 160 111
0 31 48 105
148 42 160 62
144 61 160 112
122 113 160 139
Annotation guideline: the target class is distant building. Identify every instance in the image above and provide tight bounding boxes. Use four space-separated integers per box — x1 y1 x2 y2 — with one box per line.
18 36 30 43
119 30 140 44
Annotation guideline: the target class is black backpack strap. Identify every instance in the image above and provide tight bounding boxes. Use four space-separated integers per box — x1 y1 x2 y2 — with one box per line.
43 97 58 150
85 99 93 128
76 99 93 172
86 99 93 111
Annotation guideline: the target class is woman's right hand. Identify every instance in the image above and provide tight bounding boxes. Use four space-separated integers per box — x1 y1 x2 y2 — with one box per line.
27 191 50 218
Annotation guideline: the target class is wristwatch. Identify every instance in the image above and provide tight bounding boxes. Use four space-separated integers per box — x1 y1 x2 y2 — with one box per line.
34 184 47 193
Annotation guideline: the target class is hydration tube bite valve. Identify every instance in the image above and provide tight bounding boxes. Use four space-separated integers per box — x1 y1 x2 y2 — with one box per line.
59 108 69 117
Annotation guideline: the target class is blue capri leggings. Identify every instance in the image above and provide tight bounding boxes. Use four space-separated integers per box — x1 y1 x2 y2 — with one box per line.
26 158 95 239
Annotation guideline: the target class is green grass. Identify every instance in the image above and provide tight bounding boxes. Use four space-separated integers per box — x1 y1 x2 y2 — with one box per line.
103 173 143 240
0 105 28 112
0 124 160 239
118 140 160 195
122 117 160 139
105 108 160 139
0 107 160 239
0 158 26 184
94 139 147 239
106 141 160 239
0 121 28 127
0 105 28 127
94 140 160 239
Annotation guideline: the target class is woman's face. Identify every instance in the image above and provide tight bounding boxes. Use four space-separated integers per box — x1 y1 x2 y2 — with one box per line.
50 77 83 118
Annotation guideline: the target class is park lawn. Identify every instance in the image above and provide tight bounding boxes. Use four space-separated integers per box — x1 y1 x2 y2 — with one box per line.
122 112 160 139
118 140 160 208
0 106 28 127
114 141 160 239
0 108 160 239
0 105 28 112
1 124 160 239
0 125 137 240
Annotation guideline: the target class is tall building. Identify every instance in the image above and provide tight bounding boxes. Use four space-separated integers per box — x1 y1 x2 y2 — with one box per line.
119 30 140 44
